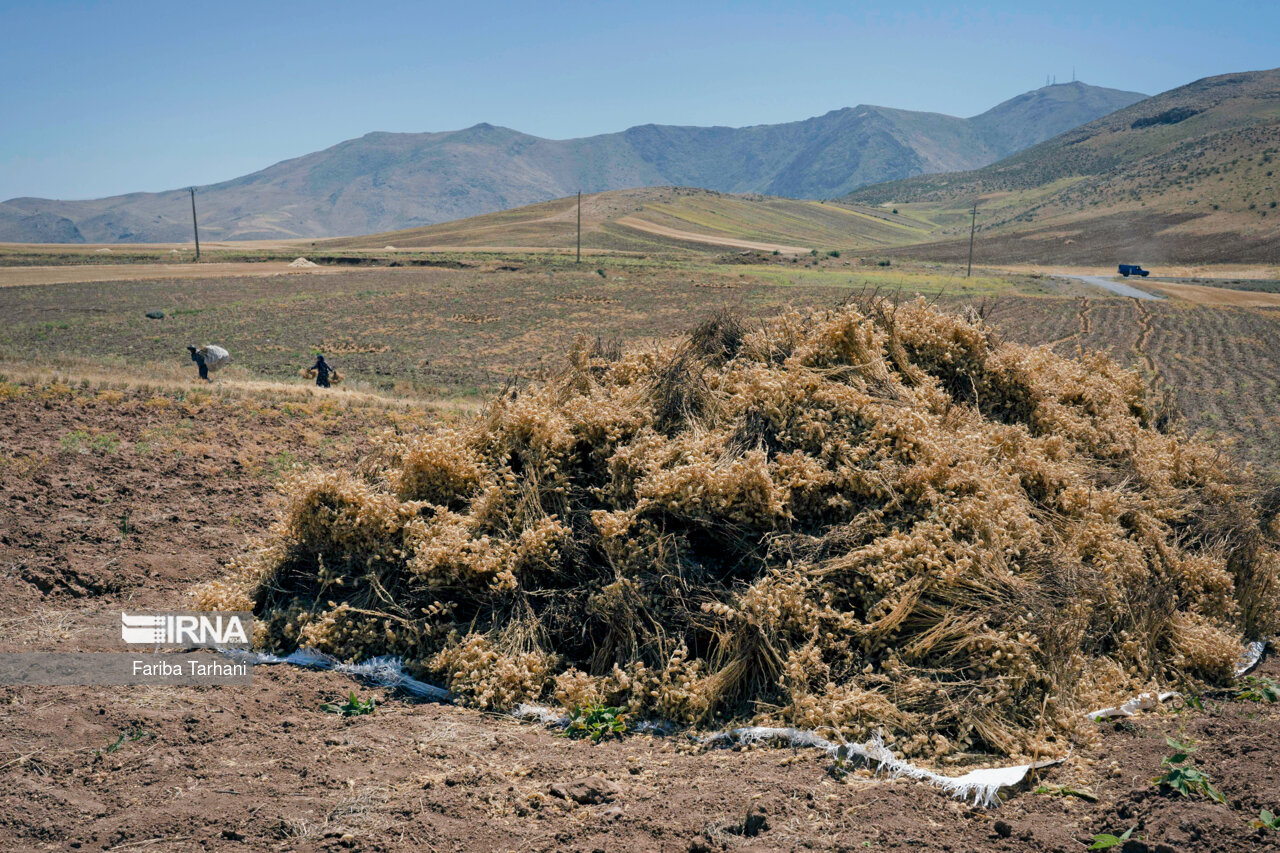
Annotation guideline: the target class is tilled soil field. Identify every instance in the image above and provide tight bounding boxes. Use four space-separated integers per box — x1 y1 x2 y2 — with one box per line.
1 379 1278 852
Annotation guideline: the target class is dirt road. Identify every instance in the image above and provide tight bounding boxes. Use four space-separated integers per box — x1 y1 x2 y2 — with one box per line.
1067 274 1162 300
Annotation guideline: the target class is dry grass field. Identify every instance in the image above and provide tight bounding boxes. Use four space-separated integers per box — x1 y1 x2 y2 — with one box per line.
320 187 931 255
0 254 1045 400
0 251 1273 468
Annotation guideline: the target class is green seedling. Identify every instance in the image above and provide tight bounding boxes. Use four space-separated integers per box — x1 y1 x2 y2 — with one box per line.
1237 676 1280 703
96 726 150 757
1089 826 1136 849
320 690 376 716
60 430 89 453
1254 809 1280 830
1176 693 1209 713
1152 736 1226 804
833 744 850 776
562 703 627 743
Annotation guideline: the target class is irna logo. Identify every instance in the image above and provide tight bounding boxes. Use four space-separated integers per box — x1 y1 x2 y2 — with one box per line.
121 612 251 646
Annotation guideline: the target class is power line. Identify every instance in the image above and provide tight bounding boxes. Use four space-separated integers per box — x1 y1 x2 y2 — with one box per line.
966 202 977 278
189 187 200 261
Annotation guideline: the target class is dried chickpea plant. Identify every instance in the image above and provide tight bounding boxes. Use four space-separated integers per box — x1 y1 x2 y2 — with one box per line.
195 297 1280 762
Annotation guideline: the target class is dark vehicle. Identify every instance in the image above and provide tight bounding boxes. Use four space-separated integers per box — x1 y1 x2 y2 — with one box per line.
1118 264 1150 277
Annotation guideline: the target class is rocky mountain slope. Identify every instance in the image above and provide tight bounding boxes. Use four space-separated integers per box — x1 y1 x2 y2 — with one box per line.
0 82 1143 243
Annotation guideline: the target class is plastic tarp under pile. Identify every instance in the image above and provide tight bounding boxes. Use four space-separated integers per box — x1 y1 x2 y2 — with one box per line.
704 727 1063 807
224 647 450 701
513 703 1062 808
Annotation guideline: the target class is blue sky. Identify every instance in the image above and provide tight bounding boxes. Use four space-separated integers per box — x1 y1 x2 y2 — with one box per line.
2 0 1276 201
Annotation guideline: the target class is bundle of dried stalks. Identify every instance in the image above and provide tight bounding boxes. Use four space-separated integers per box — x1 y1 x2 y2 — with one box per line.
196 298 1279 760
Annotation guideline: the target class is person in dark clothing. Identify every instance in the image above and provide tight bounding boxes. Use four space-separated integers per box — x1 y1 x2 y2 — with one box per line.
310 354 333 388
187 345 210 382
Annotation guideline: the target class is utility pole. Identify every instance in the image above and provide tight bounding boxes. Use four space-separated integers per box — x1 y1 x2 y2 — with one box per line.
966 203 977 277
576 191 582 264
189 188 201 261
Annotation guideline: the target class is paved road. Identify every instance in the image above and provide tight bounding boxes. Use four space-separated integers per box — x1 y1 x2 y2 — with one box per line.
1067 275 1163 300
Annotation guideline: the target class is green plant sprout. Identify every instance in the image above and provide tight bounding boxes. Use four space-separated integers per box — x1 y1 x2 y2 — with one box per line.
320 690 376 716
562 704 627 743
1089 826 1136 849
1152 736 1226 804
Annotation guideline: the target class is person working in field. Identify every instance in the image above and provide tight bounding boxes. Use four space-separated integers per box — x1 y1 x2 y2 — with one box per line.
187 345 209 381
309 354 335 388
187 344 230 382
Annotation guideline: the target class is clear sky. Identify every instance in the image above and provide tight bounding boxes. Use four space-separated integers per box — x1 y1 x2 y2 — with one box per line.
2 0 1276 201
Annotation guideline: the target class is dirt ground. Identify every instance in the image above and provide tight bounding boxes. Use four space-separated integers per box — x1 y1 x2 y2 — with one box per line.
2 379 1278 852
0 263 338 288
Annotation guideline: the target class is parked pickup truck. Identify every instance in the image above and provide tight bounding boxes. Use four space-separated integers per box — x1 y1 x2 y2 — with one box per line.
1118 264 1150 277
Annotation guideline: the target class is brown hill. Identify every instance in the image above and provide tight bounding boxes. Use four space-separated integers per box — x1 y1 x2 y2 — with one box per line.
319 187 932 255
845 69 1280 265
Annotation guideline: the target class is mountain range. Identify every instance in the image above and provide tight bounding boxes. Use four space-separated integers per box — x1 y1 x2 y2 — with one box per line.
0 81 1145 243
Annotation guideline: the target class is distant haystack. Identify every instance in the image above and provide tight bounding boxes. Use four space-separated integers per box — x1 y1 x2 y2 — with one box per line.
289 257 319 268
94 247 112 254
384 245 397 250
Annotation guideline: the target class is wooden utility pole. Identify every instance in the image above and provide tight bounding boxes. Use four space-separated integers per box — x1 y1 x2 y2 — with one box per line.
189 188 201 261
966 203 977 277
576 191 582 264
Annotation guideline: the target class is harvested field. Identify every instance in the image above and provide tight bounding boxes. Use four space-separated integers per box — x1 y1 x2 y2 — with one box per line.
3 258 1280 852
0 379 437 619
982 295 1280 471
3 376 1279 852
0 258 1275 468
1142 279 1280 307
0 262 337 287
0 259 1036 401
613 216 810 253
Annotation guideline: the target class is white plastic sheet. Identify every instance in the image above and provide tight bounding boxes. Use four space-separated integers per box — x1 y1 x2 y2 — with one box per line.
223 647 450 701
512 705 1059 807
702 726 1061 807
1086 638 1269 721
1086 690 1181 722
1237 640 1266 676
